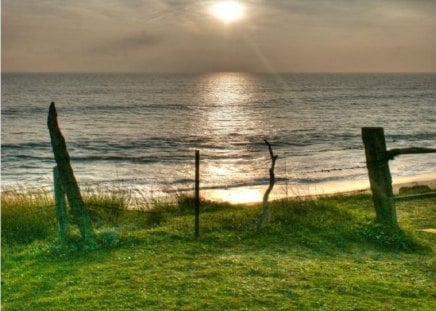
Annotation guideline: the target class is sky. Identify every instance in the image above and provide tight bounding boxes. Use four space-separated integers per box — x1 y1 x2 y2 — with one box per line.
2 0 436 73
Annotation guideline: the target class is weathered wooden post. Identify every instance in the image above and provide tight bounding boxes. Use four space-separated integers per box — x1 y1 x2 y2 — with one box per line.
362 127 398 228
53 166 69 242
47 102 94 242
194 150 200 239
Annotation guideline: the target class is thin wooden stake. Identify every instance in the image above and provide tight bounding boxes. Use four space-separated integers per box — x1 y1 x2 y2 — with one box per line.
194 150 200 239
53 166 69 242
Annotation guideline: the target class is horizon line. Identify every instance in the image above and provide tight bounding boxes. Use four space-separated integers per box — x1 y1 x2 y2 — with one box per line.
2 70 436 75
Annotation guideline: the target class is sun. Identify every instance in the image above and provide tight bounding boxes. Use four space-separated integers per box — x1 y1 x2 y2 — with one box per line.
210 1 245 23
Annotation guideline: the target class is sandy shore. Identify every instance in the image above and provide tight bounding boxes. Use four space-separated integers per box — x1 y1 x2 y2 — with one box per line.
204 172 436 204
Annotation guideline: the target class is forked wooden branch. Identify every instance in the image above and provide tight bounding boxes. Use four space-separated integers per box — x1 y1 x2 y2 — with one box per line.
257 139 278 228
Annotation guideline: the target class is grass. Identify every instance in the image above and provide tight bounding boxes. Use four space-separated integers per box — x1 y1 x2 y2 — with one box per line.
1 188 56 243
1 189 435 310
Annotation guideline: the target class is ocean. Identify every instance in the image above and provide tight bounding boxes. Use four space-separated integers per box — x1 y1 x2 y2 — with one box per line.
2 72 435 202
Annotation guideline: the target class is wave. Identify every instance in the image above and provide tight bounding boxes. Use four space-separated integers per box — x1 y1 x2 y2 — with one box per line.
386 133 436 143
2 73 435 192
1 142 51 149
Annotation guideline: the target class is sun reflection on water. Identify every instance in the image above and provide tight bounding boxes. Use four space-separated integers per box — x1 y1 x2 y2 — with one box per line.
193 72 265 200
199 72 256 135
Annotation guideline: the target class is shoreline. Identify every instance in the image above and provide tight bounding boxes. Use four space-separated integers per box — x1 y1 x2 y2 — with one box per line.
203 172 436 204
2 172 435 205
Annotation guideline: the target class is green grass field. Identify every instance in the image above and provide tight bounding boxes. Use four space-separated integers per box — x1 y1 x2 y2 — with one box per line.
1 189 435 310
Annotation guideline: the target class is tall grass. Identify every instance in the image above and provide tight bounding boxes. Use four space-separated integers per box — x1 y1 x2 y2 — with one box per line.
81 185 132 225
1 187 55 244
1 185 181 244
2 185 433 253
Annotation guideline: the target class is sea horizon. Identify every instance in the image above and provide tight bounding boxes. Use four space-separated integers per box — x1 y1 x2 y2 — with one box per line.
3 71 436 75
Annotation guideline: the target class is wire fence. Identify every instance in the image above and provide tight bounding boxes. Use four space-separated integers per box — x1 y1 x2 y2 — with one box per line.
1 154 370 196
2 144 433 212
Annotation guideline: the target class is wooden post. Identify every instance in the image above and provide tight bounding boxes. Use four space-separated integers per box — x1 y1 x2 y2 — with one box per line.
362 127 398 228
194 150 200 239
47 102 94 242
53 166 69 242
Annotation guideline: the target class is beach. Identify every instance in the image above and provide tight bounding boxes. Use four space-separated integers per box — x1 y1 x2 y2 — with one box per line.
204 172 436 204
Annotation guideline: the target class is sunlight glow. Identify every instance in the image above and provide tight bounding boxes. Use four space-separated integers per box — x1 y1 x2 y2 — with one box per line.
207 187 263 204
210 1 245 23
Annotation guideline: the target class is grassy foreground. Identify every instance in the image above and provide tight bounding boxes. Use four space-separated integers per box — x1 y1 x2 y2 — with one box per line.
1 189 435 310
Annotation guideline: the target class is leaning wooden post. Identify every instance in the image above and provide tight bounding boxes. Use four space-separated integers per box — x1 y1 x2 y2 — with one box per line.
194 150 200 239
362 127 398 228
47 102 94 242
53 166 69 242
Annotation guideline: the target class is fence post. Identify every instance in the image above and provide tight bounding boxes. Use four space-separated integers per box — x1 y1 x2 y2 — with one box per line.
53 166 69 242
47 102 94 242
194 150 200 239
362 127 398 228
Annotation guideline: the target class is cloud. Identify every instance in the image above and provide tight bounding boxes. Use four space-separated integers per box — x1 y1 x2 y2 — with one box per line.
2 0 436 72
90 32 164 56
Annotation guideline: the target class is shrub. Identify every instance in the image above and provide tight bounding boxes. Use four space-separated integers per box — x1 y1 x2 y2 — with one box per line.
145 210 166 226
359 221 427 252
